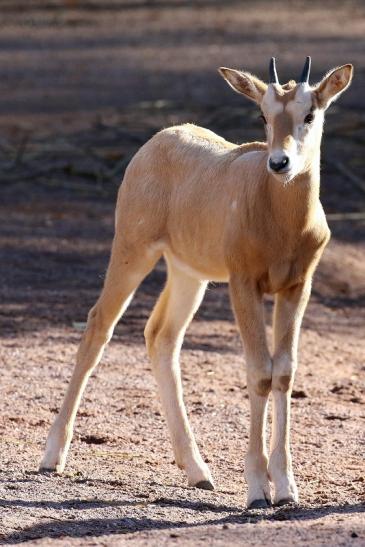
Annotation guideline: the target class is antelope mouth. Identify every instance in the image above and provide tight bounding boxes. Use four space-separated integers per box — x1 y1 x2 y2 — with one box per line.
270 168 296 185
268 166 291 175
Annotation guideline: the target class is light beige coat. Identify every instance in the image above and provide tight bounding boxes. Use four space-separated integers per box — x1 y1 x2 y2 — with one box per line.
40 62 353 508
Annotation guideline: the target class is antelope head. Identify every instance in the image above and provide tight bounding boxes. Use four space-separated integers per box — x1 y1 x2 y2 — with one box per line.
219 57 353 184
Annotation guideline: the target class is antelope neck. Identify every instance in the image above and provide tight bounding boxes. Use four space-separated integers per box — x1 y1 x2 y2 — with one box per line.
268 153 321 232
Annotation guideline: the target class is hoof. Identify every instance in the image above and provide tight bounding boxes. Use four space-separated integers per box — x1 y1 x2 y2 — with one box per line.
39 467 56 474
248 498 271 509
275 497 296 507
39 463 63 474
195 480 214 491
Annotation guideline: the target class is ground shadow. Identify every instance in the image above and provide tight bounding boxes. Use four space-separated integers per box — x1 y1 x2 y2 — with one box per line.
1 499 363 543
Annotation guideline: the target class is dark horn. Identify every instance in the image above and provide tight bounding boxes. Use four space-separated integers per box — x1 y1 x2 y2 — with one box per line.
269 57 279 84
299 56 311 83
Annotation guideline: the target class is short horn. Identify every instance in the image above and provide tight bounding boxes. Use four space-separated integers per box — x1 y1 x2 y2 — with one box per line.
269 57 279 84
299 56 311 83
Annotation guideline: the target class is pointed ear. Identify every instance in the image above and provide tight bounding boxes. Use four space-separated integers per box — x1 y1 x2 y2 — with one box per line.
218 67 267 104
314 64 353 109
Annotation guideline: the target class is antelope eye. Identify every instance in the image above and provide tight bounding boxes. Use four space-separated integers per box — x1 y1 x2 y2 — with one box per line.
259 113 267 124
304 113 314 124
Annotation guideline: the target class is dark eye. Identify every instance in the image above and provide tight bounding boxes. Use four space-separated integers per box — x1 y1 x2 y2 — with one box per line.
304 113 314 124
259 113 267 125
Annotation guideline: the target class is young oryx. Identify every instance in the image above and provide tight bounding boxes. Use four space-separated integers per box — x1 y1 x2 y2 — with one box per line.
40 57 353 509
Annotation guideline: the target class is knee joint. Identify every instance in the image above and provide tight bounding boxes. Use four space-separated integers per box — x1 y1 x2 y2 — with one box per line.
272 353 296 392
85 306 111 345
255 378 272 397
145 322 176 357
272 374 293 392
144 324 157 356
248 359 273 397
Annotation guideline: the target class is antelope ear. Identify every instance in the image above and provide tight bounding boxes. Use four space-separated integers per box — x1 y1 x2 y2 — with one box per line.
314 64 353 109
219 67 267 104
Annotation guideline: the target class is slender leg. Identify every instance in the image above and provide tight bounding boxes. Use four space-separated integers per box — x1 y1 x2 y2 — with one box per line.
40 238 160 472
269 278 312 505
144 259 213 489
229 275 272 508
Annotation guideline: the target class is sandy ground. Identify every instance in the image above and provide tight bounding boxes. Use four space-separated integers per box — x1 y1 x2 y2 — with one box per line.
0 1 364 545
0 190 364 545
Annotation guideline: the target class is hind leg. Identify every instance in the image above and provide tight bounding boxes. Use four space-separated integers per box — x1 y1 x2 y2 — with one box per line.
40 238 161 473
144 258 213 489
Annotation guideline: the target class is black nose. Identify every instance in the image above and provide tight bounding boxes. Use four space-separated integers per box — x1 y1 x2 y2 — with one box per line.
269 155 289 172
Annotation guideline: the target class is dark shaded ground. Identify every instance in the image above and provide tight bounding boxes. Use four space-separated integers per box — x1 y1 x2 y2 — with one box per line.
0 1 364 546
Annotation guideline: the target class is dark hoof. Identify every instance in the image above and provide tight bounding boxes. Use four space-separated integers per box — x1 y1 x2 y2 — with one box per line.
195 480 214 491
248 498 271 509
276 497 296 507
39 467 56 474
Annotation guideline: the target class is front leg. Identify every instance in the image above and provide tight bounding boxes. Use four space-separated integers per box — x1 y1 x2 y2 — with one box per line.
269 278 311 505
229 275 272 508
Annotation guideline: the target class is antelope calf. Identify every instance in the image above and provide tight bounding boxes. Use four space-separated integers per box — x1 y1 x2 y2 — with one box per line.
40 57 353 508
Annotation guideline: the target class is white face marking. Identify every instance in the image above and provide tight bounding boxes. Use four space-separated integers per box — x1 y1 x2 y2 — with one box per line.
262 84 323 182
286 86 324 166
286 85 313 121
261 85 284 116
261 86 285 149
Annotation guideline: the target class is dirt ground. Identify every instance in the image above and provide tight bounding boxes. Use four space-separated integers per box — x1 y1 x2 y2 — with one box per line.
0 1 364 545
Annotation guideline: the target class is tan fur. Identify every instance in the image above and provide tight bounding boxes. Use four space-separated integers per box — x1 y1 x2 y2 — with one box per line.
40 62 353 508
271 111 294 152
271 84 297 102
